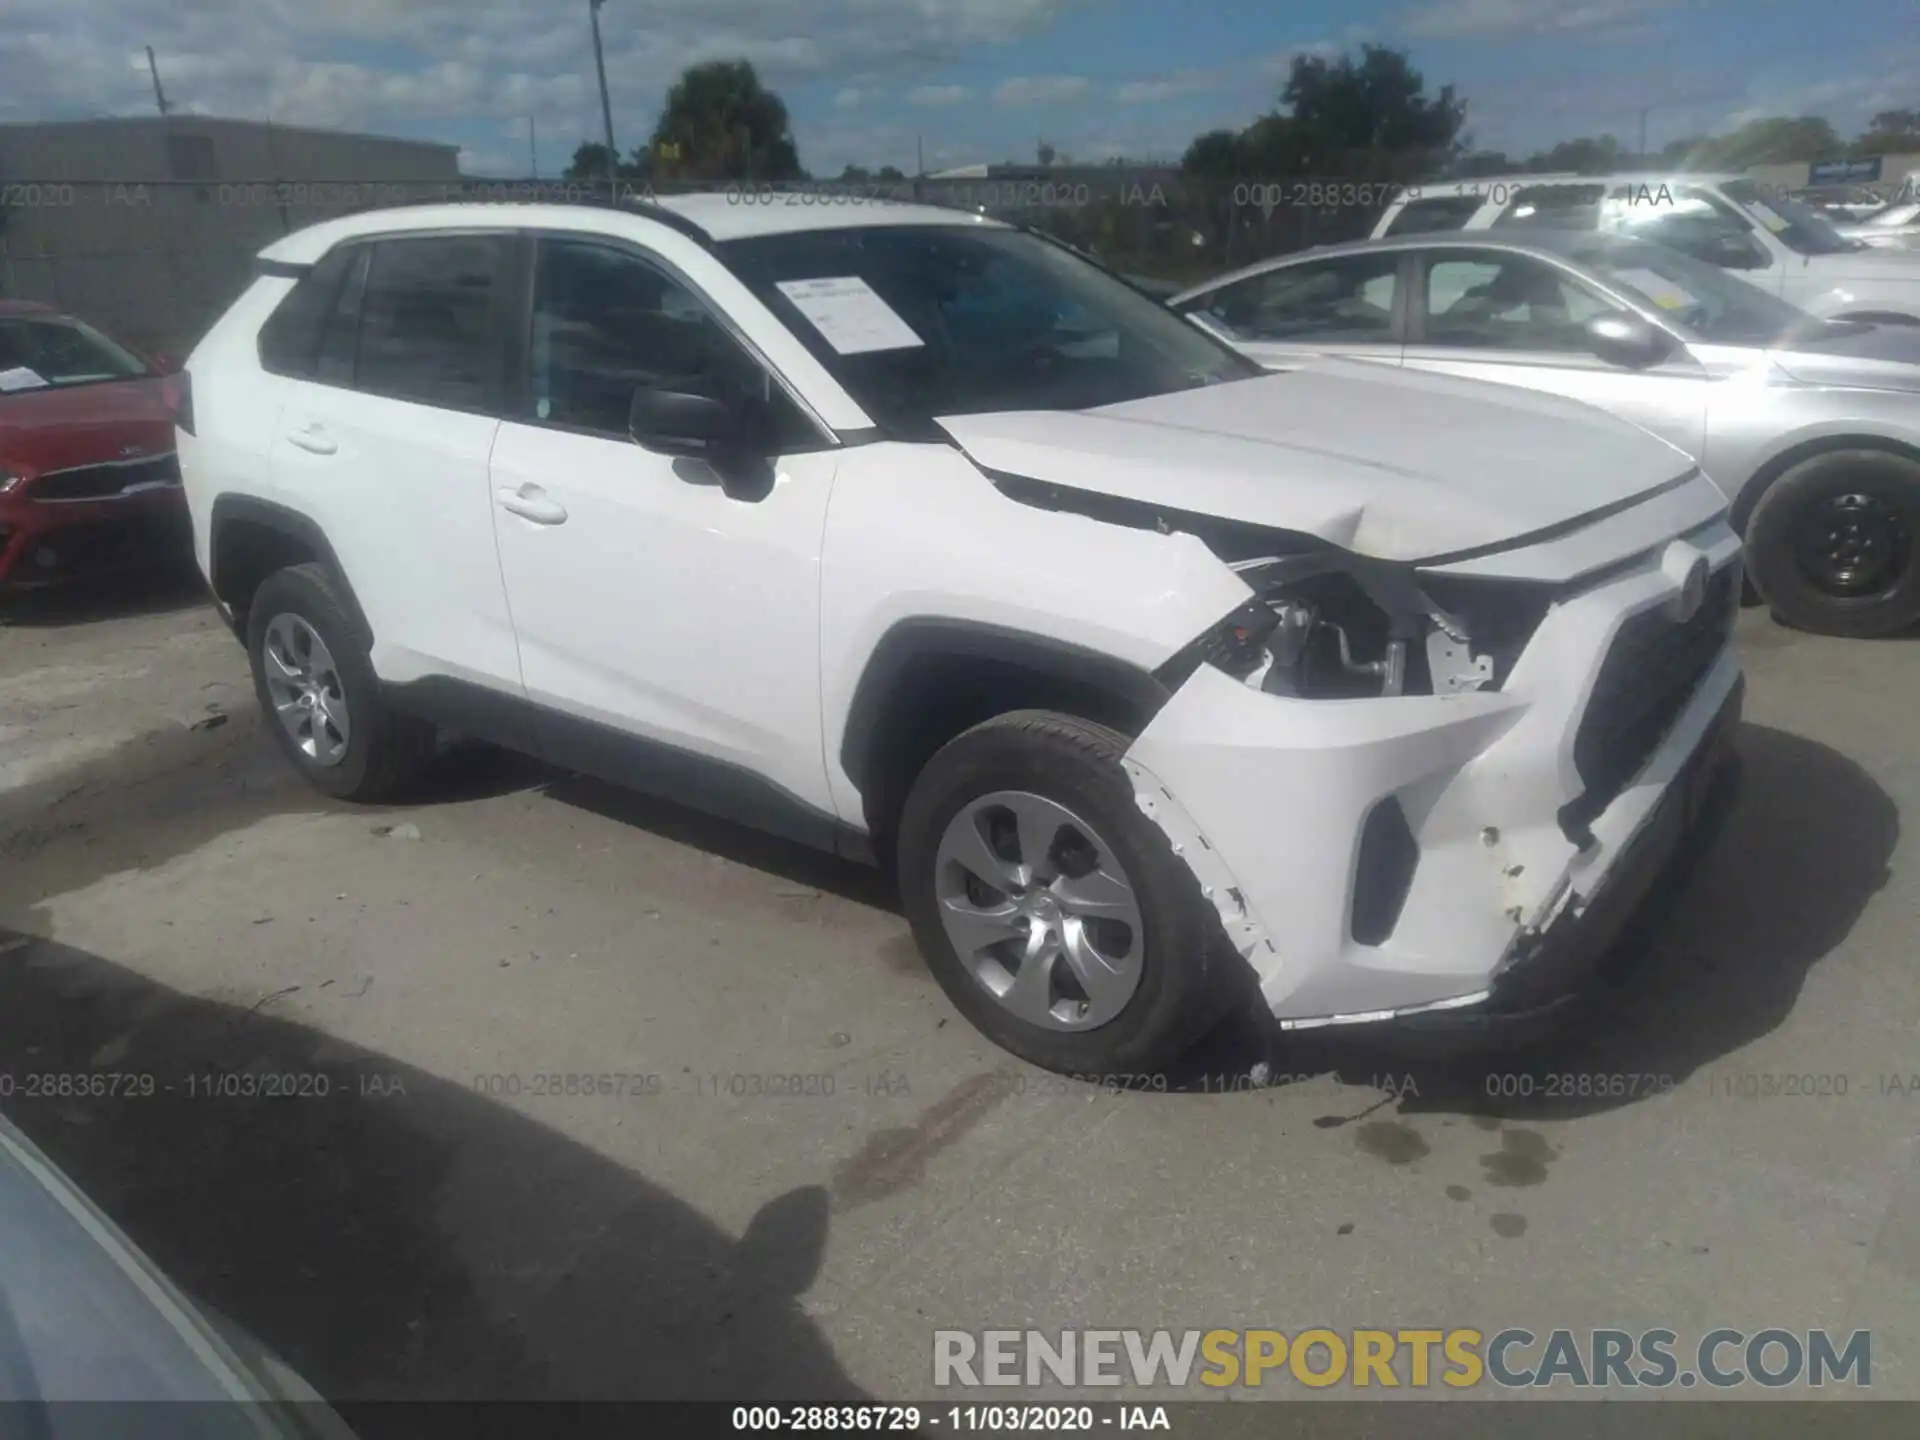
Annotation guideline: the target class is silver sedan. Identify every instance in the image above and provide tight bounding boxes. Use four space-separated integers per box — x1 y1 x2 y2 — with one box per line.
1170 231 1920 638
1840 200 1920 252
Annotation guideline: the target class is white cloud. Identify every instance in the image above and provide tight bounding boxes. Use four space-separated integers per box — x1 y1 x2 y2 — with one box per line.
1113 72 1215 105
993 74 1095 106
1397 0 1677 39
834 87 865 110
907 84 972 107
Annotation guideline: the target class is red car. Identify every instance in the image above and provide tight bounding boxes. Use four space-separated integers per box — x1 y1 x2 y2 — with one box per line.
0 299 192 590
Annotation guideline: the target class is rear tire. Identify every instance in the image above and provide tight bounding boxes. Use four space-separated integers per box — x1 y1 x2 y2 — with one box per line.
896 710 1237 1075
1746 449 1920 638
247 563 435 801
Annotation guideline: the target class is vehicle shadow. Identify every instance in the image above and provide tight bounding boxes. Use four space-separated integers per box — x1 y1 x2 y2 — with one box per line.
1175 722 1899 1117
0 562 207 629
0 930 867 1426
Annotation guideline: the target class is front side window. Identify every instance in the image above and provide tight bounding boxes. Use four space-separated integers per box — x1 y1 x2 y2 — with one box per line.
717 225 1257 439
0 316 148 390
353 235 510 411
1421 252 1612 352
527 237 816 449
1186 254 1401 345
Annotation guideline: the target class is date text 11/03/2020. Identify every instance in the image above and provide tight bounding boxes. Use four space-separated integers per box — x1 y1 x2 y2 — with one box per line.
731 1407 1173 1432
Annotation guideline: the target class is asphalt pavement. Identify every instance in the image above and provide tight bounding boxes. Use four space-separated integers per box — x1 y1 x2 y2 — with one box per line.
1 573 1915 1411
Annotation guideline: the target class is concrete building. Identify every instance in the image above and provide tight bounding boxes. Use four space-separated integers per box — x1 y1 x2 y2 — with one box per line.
0 116 461 354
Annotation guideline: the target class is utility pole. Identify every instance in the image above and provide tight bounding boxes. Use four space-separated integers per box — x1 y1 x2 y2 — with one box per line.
146 46 171 116
529 115 538 179
589 0 618 186
1638 107 1649 161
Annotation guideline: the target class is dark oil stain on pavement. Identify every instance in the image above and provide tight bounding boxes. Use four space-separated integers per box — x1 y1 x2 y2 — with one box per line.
831 1068 1018 1209
1445 1184 1472 1202
1490 1213 1529 1239
1480 1128 1557 1187
1353 1120 1430 1165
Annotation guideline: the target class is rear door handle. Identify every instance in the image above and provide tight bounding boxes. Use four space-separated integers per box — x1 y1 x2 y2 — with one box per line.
496 485 568 525
284 424 337 456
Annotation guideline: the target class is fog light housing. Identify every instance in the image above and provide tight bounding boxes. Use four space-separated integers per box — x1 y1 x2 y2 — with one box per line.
1351 797 1419 946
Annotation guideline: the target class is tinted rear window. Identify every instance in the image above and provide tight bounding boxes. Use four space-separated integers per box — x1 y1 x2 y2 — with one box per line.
256 246 356 379
1491 184 1606 230
1381 195 1483 236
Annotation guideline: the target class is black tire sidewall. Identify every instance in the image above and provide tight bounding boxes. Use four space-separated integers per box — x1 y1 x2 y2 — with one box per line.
246 566 384 799
897 713 1225 1075
1748 450 1920 638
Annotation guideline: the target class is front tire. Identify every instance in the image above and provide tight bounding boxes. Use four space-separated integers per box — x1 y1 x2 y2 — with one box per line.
896 710 1236 1075
246 563 434 801
1746 449 1920 638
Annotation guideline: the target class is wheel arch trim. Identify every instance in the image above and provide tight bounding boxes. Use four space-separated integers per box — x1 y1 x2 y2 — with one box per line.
1730 431 1920 538
836 617 1173 798
208 494 373 650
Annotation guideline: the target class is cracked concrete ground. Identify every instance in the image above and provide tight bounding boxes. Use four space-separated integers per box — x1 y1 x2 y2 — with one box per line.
1 574 1916 1424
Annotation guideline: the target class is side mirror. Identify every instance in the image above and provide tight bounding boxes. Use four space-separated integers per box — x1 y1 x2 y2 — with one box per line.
1582 312 1675 370
627 385 744 458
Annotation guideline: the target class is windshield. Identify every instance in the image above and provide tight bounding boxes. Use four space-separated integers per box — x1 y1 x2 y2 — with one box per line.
716 225 1259 438
1565 236 1822 345
1719 180 1861 256
0 316 149 392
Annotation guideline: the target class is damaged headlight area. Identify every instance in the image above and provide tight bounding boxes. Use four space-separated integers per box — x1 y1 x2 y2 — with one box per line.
1157 551 1555 700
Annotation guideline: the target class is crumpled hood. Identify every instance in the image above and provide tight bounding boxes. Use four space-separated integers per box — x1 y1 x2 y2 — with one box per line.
1768 320 1920 393
937 359 1696 563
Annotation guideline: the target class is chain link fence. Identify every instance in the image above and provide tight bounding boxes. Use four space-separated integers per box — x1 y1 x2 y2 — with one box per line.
1 163 1445 356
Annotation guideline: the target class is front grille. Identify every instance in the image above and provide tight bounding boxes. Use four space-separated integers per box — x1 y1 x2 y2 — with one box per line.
31 454 181 502
1567 567 1736 831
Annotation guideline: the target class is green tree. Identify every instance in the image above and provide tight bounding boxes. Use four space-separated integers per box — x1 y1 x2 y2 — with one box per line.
1523 134 1627 173
1852 108 1920 156
648 60 803 182
1280 44 1467 168
1692 116 1841 168
561 141 649 182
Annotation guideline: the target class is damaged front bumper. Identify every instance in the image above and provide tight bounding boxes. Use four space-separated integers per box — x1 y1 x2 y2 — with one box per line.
1122 522 1744 1039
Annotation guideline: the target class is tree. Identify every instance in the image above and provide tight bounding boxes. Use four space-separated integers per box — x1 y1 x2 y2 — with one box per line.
1037 140 1056 167
1180 129 1240 178
1523 134 1627 174
1852 108 1920 156
561 140 649 182
1691 116 1841 168
1280 44 1467 168
648 60 804 182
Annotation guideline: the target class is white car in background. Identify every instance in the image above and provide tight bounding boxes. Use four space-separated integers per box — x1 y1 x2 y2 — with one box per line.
1372 172 1920 324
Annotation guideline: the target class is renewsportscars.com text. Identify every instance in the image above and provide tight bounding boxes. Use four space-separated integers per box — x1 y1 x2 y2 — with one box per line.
933 1327 1871 1390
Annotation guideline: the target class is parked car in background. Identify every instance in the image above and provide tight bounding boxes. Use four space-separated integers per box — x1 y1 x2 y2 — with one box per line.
0 1114 354 1433
1371 173 1920 325
1172 230 1920 638
179 196 1741 1072
1793 185 1890 223
1840 200 1920 252
0 300 192 592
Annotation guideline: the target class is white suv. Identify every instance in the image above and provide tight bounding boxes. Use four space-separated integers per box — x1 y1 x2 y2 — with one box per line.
177 194 1744 1073
1374 172 1920 323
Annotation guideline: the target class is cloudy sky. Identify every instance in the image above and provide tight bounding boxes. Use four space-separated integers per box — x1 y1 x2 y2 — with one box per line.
1 0 1914 176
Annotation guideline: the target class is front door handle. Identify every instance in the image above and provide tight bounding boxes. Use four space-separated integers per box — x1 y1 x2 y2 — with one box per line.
496 485 568 525
284 424 336 455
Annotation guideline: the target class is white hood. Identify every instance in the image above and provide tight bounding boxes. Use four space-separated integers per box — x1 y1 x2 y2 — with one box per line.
938 359 1696 563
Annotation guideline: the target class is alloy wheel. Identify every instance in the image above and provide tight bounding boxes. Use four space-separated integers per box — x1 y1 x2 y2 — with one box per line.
932 790 1145 1031
262 612 351 767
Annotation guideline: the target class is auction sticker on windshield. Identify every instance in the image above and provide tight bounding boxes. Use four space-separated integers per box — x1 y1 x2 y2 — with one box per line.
0 366 49 392
776 276 924 354
1744 201 1790 234
1611 269 1699 311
